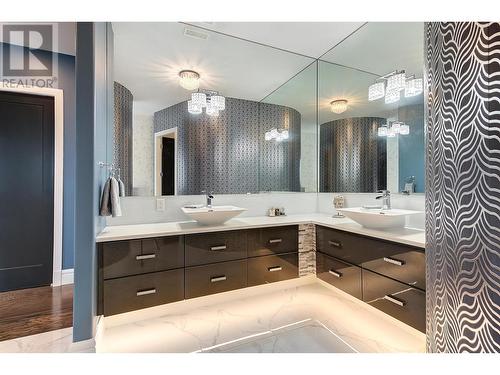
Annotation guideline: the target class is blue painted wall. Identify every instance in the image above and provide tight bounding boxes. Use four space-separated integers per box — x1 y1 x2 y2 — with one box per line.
398 104 425 193
73 22 112 342
0 43 76 269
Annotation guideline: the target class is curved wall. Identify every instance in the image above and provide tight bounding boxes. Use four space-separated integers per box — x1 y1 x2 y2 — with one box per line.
113 81 133 195
319 117 386 193
154 97 301 195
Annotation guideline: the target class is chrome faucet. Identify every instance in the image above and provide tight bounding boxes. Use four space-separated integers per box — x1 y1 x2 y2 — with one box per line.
376 190 391 210
202 190 214 208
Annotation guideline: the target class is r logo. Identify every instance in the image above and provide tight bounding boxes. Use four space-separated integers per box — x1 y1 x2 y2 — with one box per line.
2 24 53 77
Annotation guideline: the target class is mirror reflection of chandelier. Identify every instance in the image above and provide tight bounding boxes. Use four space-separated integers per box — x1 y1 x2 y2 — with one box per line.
187 89 226 117
378 121 410 137
265 128 289 142
368 70 423 103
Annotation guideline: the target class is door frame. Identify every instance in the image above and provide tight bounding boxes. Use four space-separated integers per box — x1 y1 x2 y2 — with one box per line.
0 83 65 286
154 128 177 196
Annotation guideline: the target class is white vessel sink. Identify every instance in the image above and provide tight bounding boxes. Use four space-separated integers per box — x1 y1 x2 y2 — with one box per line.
181 205 246 225
336 207 422 229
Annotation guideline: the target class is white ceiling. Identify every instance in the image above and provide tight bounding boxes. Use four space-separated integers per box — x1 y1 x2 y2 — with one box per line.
113 22 315 115
186 22 365 58
113 22 424 119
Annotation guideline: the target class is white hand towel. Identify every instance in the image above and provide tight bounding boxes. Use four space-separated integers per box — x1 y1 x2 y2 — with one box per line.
118 178 126 197
110 176 122 217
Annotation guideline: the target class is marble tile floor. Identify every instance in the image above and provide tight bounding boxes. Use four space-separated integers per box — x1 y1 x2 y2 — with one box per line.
0 278 426 353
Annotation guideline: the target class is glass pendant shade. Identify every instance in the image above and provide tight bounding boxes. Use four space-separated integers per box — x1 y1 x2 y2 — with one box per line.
187 100 202 114
386 128 396 137
330 99 348 114
386 71 406 92
391 121 402 133
211 95 226 110
399 124 410 135
368 82 385 101
405 78 423 97
378 126 388 137
205 103 219 116
265 131 272 141
191 92 207 107
385 89 400 104
178 70 200 90
281 129 289 140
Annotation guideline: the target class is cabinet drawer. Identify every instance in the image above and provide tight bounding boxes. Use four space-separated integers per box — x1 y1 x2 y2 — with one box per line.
362 269 425 332
316 252 362 299
103 269 184 316
362 249 425 290
185 231 247 267
102 236 184 279
247 252 298 286
185 259 247 299
247 225 298 257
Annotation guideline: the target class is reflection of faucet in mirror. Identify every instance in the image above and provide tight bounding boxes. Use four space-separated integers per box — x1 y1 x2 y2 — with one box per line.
375 190 391 210
201 190 215 208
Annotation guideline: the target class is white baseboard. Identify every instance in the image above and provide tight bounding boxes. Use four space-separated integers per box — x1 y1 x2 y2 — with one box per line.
52 268 74 286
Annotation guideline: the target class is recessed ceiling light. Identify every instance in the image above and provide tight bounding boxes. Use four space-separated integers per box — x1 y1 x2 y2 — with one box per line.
178 70 200 90
330 99 348 114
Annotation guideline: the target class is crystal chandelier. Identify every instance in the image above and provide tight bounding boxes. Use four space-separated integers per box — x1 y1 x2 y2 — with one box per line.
265 128 289 142
330 99 348 114
368 70 423 103
178 70 200 91
187 89 226 117
378 121 410 137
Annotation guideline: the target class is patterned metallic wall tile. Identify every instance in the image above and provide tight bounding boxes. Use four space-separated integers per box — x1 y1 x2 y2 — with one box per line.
319 117 387 192
113 82 133 195
154 97 301 195
425 22 500 353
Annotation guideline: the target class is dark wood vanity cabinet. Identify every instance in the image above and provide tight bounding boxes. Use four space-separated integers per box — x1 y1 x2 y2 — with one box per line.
247 226 298 257
185 230 247 267
98 226 299 316
363 269 425 332
316 252 362 300
316 225 425 332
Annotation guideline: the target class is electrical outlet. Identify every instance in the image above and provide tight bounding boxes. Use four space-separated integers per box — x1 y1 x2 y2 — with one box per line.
156 198 165 212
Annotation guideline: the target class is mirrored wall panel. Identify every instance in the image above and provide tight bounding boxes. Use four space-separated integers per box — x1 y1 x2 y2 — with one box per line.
318 22 425 194
111 22 317 196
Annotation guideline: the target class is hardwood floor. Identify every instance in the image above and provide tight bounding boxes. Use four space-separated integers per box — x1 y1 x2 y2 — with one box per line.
0 285 73 341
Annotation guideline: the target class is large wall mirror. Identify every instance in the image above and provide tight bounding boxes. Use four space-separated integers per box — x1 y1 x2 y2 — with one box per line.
111 22 317 196
109 22 425 197
318 22 425 194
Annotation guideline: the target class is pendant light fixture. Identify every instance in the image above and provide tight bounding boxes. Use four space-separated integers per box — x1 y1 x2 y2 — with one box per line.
378 121 410 137
187 89 226 117
368 70 423 104
178 70 200 90
330 99 348 114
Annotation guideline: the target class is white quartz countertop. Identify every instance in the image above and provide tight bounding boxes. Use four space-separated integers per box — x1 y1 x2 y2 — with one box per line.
96 213 425 248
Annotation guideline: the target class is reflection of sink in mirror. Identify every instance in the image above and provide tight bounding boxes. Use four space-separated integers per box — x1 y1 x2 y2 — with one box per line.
181 206 246 225
336 207 422 229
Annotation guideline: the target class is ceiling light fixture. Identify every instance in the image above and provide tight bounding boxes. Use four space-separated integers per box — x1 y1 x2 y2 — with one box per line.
378 121 410 137
368 70 423 104
330 99 348 114
187 89 226 117
178 70 200 91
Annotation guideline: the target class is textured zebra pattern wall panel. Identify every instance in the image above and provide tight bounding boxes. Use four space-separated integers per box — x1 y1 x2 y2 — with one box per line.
154 98 301 195
425 22 500 353
113 82 133 195
319 117 386 192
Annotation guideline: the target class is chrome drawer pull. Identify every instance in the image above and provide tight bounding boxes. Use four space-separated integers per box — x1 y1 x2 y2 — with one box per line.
136 288 156 296
268 266 282 272
136 253 156 260
269 238 283 244
383 257 405 266
211 275 227 283
384 294 406 307
210 245 227 251
328 240 341 248
328 270 342 278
